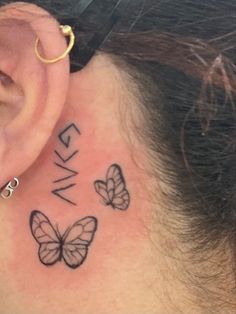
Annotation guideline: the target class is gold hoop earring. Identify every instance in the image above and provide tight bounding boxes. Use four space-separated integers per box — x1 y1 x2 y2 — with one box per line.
35 25 75 64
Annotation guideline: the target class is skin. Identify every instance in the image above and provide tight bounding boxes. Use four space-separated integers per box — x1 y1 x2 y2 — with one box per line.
0 2 209 314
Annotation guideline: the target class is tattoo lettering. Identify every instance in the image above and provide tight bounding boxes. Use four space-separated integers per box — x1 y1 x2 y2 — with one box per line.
53 163 78 184
58 123 81 148
52 184 77 206
30 210 98 269
94 164 130 210
54 150 79 164
52 123 80 206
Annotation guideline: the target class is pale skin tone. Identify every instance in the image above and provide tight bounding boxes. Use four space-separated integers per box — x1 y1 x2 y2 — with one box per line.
0 3 221 314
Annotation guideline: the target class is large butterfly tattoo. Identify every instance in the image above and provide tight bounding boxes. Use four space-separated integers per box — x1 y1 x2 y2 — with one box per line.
30 210 97 269
94 164 130 211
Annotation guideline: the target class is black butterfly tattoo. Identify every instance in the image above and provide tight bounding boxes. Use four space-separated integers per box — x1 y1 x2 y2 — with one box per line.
94 164 130 210
30 210 97 269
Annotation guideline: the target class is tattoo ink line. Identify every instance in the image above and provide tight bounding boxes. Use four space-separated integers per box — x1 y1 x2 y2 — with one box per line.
30 210 98 269
54 150 79 163
52 184 77 206
53 163 79 184
94 164 130 211
58 123 81 148
51 123 81 206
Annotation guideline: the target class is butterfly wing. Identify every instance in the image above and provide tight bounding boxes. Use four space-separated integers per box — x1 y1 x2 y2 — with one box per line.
106 164 130 210
30 210 61 266
62 216 98 269
94 180 110 204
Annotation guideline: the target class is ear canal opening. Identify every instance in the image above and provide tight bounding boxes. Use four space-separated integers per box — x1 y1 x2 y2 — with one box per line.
0 71 13 86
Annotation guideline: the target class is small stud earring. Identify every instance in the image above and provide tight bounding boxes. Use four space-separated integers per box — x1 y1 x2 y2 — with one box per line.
1 178 20 199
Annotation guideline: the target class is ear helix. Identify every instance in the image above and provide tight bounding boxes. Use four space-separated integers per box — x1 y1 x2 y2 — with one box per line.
0 24 76 200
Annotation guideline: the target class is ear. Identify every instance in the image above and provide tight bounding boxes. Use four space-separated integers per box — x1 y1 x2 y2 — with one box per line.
0 2 70 186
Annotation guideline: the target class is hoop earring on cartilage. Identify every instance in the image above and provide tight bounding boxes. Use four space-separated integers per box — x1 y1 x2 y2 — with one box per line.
35 25 75 64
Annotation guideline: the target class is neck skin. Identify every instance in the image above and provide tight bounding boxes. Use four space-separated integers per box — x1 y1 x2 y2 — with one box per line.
0 55 198 314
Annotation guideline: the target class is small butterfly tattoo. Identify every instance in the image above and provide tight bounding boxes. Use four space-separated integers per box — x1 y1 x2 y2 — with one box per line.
94 164 130 210
30 210 97 269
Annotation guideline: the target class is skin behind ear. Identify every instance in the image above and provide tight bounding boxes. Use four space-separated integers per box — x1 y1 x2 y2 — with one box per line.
0 2 70 186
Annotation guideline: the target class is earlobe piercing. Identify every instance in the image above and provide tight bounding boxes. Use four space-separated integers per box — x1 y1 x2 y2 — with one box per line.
35 25 75 64
1 178 20 199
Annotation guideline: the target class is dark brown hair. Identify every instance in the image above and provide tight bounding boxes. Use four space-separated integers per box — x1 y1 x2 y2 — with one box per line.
3 0 236 311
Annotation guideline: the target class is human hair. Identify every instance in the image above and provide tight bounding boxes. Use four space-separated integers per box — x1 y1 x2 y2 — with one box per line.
2 0 236 311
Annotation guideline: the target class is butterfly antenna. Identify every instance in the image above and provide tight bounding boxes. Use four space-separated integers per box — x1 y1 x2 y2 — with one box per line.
55 224 61 238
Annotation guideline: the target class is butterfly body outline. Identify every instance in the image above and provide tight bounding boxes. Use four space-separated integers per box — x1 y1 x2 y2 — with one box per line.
94 164 130 211
30 210 97 269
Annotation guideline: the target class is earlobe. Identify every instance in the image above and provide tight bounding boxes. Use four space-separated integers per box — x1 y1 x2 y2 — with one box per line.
0 2 70 186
